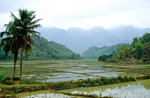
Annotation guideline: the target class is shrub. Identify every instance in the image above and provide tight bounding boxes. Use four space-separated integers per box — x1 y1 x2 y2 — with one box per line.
22 79 40 84
4 77 11 81
13 77 20 81
0 72 5 82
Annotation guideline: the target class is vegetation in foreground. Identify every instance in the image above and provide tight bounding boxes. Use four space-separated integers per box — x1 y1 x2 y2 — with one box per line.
0 59 150 97
1 71 150 96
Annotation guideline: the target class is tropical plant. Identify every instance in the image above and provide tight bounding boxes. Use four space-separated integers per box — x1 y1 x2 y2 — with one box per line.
0 9 41 79
0 21 20 78
10 9 41 79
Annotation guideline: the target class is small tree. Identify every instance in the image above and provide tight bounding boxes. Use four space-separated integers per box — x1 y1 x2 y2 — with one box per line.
135 43 143 59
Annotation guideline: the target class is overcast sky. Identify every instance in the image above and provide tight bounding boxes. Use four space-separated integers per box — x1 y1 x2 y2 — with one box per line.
0 0 150 30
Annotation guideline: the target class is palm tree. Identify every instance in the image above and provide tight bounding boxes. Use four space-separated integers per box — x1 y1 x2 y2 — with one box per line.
11 9 41 79
0 22 20 78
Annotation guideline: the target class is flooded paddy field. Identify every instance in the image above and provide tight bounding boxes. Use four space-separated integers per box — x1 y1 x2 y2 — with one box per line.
22 64 121 82
60 79 150 98
0 60 150 82
1 60 150 98
16 79 150 98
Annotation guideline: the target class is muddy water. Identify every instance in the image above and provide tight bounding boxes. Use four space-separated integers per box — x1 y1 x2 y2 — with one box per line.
23 65 120 82
65 79 150 98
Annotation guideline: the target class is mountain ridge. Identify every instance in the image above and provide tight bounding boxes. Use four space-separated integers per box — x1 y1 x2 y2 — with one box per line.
0 37 81 60
82 44 122 59
38 25 150 54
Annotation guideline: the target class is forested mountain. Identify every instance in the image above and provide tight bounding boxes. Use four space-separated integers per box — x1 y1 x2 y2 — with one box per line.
38 25 150 54
98 33 150 62
82 44 122 59
0 37 81 60
117 33 150 61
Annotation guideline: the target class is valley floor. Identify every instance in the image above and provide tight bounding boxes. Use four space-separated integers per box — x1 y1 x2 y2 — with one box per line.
0 59 150 97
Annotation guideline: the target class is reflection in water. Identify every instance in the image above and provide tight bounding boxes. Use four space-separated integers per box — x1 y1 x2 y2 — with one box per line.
24 94 70 98
22 65 120 83
71 79 150 98
19 80 150 98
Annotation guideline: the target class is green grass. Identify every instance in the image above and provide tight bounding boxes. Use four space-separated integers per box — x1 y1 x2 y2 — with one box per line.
143 65 150 69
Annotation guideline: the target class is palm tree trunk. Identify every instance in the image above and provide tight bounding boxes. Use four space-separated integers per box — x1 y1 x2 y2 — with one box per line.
13 57 17 78
20 48 23 79
13 52 18 78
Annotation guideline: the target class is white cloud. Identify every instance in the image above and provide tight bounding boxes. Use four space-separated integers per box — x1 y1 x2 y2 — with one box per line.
0 13 11 31
0 0 150 30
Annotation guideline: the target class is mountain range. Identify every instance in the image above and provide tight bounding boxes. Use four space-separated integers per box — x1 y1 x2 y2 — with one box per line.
38 25 150 54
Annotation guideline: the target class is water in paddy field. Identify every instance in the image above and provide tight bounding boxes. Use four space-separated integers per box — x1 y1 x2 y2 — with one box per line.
22 64 120 82
69 79 150 98
18 79 150 98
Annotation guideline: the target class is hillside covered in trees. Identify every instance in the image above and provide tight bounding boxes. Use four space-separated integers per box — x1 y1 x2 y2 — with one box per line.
117 33 150 62
82 44 122 59
98 33 150 62
0 37 81 60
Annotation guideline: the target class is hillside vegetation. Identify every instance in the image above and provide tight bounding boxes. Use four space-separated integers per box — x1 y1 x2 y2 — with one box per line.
0 37 81 60
117 33 150 62
98 33 150 63
82 44 122 59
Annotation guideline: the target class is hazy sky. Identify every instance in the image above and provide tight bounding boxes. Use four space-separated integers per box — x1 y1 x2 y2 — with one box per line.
0 0 150 30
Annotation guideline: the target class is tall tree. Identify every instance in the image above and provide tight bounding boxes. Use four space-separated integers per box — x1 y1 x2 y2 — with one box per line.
0 22 20 78
11 9 41 79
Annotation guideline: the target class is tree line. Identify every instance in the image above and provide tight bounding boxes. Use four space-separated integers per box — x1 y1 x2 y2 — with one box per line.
98 33 150 62
117 33 150 61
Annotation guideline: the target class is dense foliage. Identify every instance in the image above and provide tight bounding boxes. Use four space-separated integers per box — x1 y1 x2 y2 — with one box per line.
117 33 150 62
28 37 81 59
98 54 113 61
0 37 81 60
83 44 121 59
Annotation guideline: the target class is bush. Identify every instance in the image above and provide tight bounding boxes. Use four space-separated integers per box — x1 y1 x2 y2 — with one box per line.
0 72 5 82
4 77 11 81
22 79 40 84
13 77 20 81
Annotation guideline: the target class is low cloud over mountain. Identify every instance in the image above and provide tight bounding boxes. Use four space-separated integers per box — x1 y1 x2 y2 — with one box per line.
38 25 150 54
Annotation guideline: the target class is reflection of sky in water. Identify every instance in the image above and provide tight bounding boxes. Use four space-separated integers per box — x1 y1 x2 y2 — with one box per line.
70 69 105 73
46 73 97 82
90 72 118 77
72 83 150 98
22 64 119 82
24 93 71 98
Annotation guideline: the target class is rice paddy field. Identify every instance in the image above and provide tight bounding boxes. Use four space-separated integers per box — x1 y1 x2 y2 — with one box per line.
1 59 150 98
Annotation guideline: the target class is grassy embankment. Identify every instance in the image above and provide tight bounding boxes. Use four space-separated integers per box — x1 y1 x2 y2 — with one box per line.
1 75 150 97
